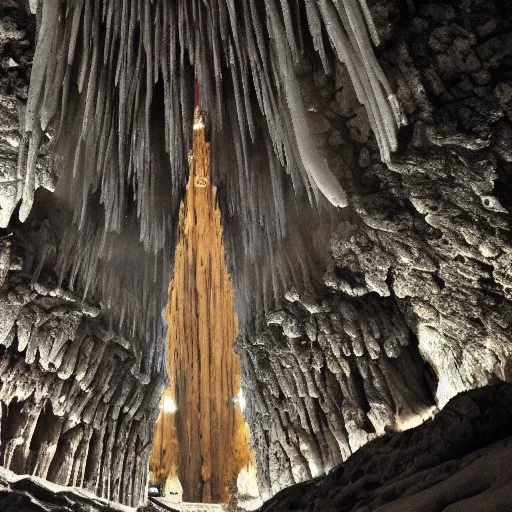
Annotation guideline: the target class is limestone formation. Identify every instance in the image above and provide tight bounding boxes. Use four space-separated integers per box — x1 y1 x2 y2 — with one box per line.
0 466 137 512
0 0 510 510
259 383 512 511
240 292 436 500
237 0 512 499
149 109 252 504
0 233 165 507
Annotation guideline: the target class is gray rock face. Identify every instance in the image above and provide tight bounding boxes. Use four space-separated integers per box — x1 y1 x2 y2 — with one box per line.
0 230 166 507
0 0 511 510
258 383 512 511
2 384 512 512
239 0 512 500
323 0 512 412
0 466 138 512
240 291 435 500
0 1 38 228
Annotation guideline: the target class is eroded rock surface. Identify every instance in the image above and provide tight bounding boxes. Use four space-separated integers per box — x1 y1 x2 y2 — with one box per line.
0 0 510 509
258 383 512 511
0 233 166 507
240 0 512 500
240 291 436 499
0 466 136 512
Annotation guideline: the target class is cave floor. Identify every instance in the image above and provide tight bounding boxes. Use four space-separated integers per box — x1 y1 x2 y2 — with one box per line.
151 498 224 511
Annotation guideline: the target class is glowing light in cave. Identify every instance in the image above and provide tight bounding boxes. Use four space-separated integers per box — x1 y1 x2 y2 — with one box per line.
396 407 436 431
163 396 177 414
233 391 246 413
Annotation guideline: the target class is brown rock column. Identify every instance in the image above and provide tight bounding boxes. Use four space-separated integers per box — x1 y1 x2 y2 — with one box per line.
150 108 252 503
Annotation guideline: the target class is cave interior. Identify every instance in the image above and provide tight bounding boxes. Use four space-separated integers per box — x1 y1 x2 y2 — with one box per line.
0 0 511 511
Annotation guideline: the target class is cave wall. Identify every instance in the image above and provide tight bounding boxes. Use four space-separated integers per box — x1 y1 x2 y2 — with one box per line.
239 0 512 500
0 4 169 506
328 0 512 405
0 0 510 509
241 291 436 500
0 236 165 508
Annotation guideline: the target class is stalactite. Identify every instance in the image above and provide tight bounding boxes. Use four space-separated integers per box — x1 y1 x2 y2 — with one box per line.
17 0 403 349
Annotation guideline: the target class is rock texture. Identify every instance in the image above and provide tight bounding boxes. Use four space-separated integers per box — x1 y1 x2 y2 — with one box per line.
257 382 512 511
240 292 436 500
0 0 173 369
0 0 511 509
326 0 512 408
0 466 136 512
149 110 252 504
239 0 512 500
2 384 512 512
0 0 40 228
0 235 165 507
0 5 168 507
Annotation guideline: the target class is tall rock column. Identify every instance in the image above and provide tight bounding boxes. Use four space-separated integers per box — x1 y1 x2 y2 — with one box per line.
150 108 252 503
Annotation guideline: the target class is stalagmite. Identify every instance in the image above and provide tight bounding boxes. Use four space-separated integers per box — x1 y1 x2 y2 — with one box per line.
149 107 253 504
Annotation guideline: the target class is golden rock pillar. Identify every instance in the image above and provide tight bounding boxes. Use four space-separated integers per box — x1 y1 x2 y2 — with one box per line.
150 108 252 504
